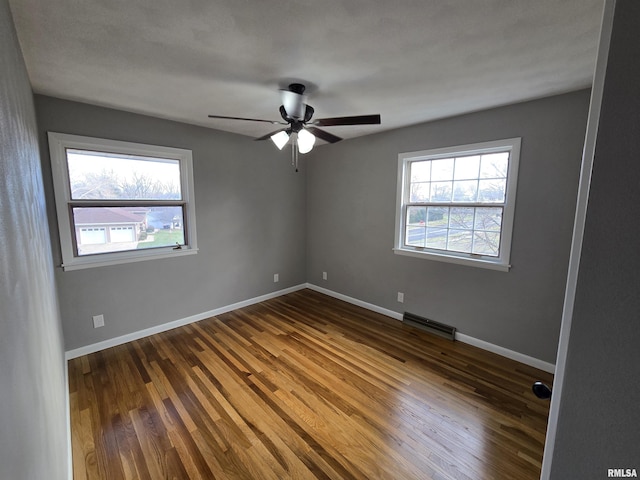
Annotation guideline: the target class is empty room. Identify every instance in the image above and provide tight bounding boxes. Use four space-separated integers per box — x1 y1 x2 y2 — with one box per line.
2 0 640 479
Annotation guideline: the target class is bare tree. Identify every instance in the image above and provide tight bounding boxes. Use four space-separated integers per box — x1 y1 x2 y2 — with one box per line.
71 169 180 200
70 169 122 199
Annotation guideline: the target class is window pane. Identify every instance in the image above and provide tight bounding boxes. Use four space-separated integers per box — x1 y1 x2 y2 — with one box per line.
406 225 426 247
410 161 430 182
426 227 447 250
409 182 430 202
447 230 473 253
474 207 502 232
449 207 474 229
473 232 501 256
479 152 508 179
452 180 478 202
73 206 184 256
454 155 480 180
407 206 426 225
430 181 452 202
425 206 448 249
478 179 506 203
426 206 448 227
431 158 454 181
67 149 182 200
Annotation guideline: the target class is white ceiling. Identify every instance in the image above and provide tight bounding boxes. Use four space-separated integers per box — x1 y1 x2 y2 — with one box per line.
9 0 604 142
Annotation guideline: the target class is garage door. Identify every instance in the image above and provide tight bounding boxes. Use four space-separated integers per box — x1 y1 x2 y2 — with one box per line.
79 227 106 245
110 226 135 243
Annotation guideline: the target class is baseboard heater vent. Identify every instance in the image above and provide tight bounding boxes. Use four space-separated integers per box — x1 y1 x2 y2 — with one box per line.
403 312 456 341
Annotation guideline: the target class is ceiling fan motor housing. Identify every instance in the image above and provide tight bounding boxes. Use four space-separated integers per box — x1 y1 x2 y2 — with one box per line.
288 83 306 95
279 104 315 127
280 83 309 120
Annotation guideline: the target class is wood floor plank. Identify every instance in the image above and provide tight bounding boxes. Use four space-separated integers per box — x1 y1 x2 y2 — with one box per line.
69 289 553 479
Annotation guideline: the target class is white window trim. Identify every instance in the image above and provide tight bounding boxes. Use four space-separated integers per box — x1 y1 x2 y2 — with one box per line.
393 138 521 272
48 132 198 271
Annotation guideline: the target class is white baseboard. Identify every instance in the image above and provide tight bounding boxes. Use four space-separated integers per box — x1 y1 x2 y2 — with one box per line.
306 283 404 321
64 284 307 360
65 282 555 373
306 283 555 374
455 333 555 373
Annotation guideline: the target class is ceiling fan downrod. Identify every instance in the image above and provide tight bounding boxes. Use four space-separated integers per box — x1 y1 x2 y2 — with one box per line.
291 142 299 172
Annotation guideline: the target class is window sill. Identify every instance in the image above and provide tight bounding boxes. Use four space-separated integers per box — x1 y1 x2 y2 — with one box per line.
392 247 510 272
60 247 198 271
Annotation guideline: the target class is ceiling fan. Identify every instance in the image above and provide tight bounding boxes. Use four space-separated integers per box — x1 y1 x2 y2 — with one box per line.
208 83 381 170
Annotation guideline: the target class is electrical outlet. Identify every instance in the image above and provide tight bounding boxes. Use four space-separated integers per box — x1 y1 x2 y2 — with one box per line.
274 273 279 283
397 292 404 303
322 271 327 280
92 314 105 328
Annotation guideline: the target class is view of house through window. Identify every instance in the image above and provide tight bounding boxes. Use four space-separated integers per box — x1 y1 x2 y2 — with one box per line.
48 133 197 270
71 206 184 255
66 149 185 256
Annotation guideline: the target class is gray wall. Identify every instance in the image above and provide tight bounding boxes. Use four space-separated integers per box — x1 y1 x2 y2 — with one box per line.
35 81 589 365
306 90 591 364
0 1 68 479
550 0 640 477
35 96 307 351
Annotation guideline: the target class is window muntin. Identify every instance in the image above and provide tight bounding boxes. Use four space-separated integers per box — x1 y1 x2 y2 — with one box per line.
48 133 197 270
395 139 520 271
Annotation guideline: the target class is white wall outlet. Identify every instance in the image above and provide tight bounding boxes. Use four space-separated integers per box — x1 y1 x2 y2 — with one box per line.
322 271 327 280
273 273 279 283
397 292 404 303
92 314 105 328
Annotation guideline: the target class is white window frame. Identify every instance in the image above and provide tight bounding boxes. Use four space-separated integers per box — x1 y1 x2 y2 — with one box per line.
394 138 521 272
48 132 198 271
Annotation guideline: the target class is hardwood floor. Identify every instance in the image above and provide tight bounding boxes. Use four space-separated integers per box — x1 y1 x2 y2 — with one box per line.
68 289 553 479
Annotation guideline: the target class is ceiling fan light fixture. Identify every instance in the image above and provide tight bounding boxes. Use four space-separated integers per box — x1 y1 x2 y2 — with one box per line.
297 129 315 154
270 130 290 150
209 83 381 168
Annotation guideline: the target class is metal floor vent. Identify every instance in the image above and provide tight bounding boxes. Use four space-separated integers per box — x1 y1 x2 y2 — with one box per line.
403 312 456 341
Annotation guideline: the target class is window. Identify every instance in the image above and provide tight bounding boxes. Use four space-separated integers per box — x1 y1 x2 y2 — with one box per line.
48 132 198 271
394 138 520 271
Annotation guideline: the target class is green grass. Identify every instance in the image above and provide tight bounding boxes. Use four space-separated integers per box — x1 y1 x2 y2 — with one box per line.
137 230 184 249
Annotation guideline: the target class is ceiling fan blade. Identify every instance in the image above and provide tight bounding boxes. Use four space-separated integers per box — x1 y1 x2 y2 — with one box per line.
254 128 288 141
313 114 381 127
280 90 307 119
208 114 285 125
306 126 343 144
